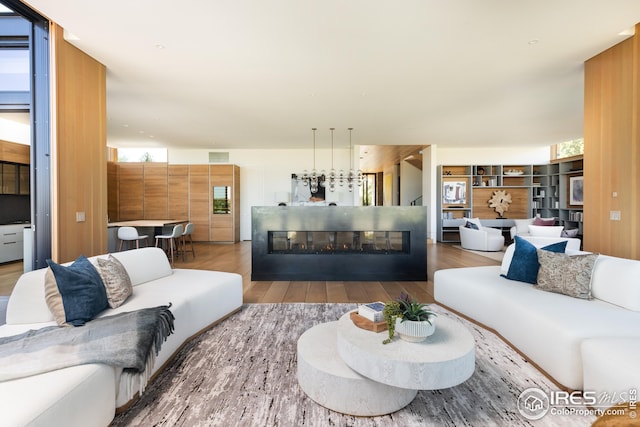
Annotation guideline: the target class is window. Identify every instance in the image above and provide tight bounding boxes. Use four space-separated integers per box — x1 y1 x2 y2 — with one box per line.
552 138 584 161
360 173 376 206
116 147 168 162
0 49 29 91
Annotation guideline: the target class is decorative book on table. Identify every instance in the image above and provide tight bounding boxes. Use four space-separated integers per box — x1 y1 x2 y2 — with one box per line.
357 302 385 322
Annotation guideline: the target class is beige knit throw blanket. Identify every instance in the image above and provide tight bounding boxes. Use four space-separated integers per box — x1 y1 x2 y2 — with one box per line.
0 305 174 400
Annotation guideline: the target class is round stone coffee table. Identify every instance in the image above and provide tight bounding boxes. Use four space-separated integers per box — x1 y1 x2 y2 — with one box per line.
296 311 476 416
336 311 475 390
297 321 417 416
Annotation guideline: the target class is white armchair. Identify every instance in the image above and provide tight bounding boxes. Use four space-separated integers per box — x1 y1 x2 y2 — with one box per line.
459 218 505 252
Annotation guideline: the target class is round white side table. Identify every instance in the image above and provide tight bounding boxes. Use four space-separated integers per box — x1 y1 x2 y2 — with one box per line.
297 321 417 416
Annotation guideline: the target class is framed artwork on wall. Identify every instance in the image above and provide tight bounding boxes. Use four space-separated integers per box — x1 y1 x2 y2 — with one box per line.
568 175 584 207
443 180 467 205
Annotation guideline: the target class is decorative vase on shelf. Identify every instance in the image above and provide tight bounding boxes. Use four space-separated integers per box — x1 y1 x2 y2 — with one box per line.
394 316 436 343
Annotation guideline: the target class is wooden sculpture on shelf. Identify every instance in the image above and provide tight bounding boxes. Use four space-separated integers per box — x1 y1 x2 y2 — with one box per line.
488 190 512 218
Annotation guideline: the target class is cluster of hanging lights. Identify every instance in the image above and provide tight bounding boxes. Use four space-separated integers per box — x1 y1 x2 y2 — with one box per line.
299 128 363 193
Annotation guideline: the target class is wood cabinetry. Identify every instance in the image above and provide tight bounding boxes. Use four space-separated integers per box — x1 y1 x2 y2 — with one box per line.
209 164 240 243
110 163 240 243
118 164 144 220
188 165 211 242
437 159 584 243
168 165 188 220
143 163 168 219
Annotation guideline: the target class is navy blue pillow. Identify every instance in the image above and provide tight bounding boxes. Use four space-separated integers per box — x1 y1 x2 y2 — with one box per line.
465 221 479 230
501 236 568 284
47 256 109 326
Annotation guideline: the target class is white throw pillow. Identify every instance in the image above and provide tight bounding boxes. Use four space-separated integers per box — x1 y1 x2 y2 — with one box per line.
513 218 534 235
500 243 516 275
528 225 563 237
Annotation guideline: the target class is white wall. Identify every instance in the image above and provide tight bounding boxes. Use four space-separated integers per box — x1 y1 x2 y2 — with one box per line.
169 145 551 241
400 160 422 206
169 147 356 240
0 115 30 145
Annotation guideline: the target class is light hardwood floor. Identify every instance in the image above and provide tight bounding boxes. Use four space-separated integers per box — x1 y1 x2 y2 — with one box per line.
0 241 500 303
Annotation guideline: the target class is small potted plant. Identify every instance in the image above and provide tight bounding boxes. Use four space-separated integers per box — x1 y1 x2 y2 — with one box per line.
382 293 436 344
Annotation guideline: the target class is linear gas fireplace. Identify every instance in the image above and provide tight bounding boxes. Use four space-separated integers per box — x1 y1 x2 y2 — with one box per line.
251 206 427 281
268 231 409 255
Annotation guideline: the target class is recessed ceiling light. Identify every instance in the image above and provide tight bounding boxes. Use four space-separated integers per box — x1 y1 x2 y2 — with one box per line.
155 44 166 49
528 39 539 45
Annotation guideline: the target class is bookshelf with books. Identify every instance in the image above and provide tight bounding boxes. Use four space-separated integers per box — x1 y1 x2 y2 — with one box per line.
437 157 584 242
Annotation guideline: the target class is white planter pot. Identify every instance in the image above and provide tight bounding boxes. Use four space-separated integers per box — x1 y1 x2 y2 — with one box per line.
395 316 436 343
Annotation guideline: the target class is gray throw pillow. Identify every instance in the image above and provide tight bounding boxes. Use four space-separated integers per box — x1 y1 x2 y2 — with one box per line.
97 254 133 308
536 250 598 299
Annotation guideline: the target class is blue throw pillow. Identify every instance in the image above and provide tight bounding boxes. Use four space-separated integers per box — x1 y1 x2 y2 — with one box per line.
465 221 479 230
501 236 568 284
46 256 109 326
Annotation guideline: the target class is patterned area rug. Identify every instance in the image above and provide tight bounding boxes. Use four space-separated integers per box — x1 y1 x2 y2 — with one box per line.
112 303 595 427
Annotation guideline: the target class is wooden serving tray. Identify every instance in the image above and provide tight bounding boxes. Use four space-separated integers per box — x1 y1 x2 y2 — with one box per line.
350 311 387 333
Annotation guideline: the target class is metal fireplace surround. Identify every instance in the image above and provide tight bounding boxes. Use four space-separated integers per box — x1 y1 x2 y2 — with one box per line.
251 206 427 281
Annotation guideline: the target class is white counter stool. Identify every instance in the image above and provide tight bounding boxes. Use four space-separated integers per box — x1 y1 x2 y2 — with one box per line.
181 223 195 258
155 224 184 263
117 226 148 251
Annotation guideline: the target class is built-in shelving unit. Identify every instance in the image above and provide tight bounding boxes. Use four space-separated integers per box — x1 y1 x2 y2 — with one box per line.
437 157 584 243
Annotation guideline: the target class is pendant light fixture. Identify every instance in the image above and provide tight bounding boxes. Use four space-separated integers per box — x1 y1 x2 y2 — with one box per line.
346 127 363 192
300 128 320 194
298 127 362 193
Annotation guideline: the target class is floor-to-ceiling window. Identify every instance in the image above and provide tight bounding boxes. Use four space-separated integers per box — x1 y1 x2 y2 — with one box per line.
0 1 51 269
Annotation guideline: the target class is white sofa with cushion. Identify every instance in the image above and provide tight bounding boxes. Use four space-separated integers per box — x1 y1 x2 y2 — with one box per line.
0 247 243 427
458 218 505 252
509 216 580 240
434 237 640 405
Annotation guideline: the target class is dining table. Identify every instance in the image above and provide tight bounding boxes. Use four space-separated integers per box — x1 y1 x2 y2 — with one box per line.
108 219 187 249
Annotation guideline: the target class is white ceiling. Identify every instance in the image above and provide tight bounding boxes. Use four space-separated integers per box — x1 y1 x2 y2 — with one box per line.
20 0 640 151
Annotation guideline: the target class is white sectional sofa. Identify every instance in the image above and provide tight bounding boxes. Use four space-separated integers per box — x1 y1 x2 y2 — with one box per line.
0 247 243 427
434 238 640 404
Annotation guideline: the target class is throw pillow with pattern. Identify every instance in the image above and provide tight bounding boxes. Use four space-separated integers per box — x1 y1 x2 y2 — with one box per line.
536 250 598 299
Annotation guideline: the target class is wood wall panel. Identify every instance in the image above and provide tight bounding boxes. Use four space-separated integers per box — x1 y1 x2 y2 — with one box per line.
0 140 30 164
143 163 168 219
472 188 528 219
118 164 144 220
233 165 240 241
107 161 118 222
584 24 640 259
189 165 210 242
168 165 189 220
51 25 107 262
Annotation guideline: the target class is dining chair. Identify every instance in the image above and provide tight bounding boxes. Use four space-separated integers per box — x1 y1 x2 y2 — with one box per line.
117 226 148 251
155 224 184 263
181 223 195 258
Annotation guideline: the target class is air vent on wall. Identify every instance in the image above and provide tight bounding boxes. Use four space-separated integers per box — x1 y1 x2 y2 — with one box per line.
209 152 230 163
